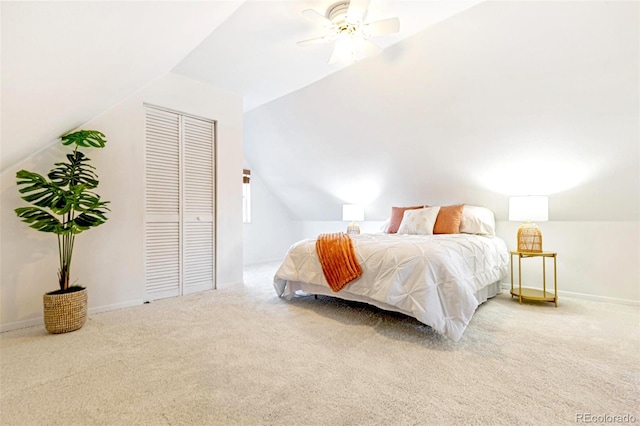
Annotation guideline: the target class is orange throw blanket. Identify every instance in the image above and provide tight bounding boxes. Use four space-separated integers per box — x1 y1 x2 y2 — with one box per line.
315 233 362 292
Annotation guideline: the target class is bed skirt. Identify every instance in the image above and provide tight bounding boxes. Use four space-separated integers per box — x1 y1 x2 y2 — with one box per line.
275 279 503 325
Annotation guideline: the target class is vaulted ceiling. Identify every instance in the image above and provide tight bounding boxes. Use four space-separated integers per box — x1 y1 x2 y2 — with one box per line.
1 0 480 172
3 1 637 224
243 1 639 222
173 0 482 111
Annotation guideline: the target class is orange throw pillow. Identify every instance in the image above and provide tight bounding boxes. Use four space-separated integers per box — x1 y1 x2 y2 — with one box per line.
433 204 465 234
387 205 425 234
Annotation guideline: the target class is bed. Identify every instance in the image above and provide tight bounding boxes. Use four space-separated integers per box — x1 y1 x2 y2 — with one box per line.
273 205 510 342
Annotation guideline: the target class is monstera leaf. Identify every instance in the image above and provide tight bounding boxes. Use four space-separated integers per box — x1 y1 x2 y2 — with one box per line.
15 207 63 234
61 130 107 148
16 170 69 213
48 151 99 189
73 205 109 232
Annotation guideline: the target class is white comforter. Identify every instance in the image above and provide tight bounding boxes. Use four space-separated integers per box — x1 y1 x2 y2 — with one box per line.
273 233 509 341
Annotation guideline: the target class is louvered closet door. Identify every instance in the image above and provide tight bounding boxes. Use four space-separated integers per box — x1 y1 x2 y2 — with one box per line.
145 108 181 299
182 116 215 294
144 107 216 300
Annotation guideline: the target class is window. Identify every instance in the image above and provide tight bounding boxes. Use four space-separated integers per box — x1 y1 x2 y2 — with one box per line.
243 169 251 223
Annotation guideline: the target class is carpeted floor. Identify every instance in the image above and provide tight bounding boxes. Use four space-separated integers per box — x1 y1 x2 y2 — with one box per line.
1 262 638 425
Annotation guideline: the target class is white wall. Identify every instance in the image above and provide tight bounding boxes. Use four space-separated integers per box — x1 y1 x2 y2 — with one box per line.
496 221 639 303
0 73 243 331
243 1 639 302
242 165 299 264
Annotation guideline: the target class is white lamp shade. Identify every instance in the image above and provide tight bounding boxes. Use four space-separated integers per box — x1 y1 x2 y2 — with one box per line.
509 196 548 222
342 204 364 222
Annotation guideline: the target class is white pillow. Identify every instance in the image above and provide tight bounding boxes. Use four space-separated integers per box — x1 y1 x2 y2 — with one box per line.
459 205 496 236
397 207 441 235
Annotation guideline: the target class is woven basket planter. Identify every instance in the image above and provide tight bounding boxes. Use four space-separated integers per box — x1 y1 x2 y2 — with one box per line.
43 287 87 334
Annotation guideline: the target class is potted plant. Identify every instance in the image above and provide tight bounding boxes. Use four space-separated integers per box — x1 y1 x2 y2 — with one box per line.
15 130 110 333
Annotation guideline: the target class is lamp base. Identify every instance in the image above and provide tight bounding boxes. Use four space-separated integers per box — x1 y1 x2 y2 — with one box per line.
346 221 360 235
517 221 542 253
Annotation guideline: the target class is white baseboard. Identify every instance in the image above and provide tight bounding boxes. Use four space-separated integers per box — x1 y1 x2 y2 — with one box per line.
500 283 639 306
88 299 144 315
0 299 144 333
0 317 44 333
216 280 244 289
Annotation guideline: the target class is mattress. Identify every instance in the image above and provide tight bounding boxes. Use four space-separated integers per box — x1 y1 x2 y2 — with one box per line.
273 233 509 341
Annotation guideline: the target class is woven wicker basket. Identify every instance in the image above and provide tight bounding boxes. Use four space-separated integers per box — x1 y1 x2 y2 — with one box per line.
43 287 87 334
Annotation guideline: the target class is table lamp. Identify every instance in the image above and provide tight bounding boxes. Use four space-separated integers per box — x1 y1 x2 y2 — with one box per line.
509 196 548 253
342 204 364 235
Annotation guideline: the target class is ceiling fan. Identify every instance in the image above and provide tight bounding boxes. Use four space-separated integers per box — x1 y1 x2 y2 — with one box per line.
297 0 400 64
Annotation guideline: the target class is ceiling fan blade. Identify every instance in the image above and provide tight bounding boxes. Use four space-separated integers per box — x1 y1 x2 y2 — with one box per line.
328 51 339 65
302 8 333 27
297 36 335 47
328 44 344 65
328 38 355 65
346 0 370 23
364 17 400 36
360 39 382 57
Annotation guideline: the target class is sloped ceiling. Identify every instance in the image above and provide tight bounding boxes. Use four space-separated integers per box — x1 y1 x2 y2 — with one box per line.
244 1 639 221
1 1 244 171
3 1 637 223
173 0 482 111
1 0 481 172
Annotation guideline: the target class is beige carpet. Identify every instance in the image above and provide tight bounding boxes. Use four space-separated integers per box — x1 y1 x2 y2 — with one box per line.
1 262 638 425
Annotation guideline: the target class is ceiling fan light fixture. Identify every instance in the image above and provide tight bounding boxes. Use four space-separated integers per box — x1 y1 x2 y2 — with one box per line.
298 0 399 64
332 37 357 64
